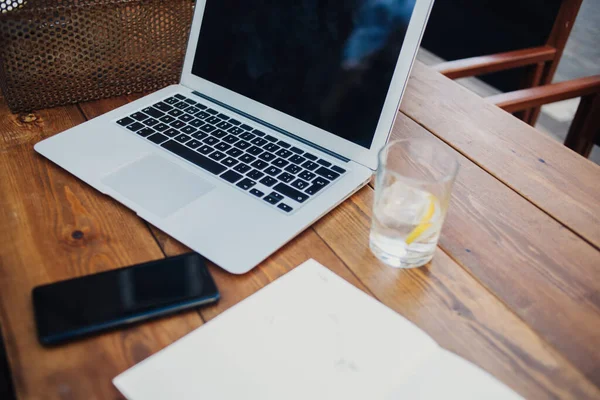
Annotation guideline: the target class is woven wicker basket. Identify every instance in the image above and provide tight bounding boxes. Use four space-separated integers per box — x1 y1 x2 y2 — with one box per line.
0 0 194 113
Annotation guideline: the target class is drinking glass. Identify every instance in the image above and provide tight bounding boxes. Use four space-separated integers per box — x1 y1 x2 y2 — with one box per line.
370 138 459 268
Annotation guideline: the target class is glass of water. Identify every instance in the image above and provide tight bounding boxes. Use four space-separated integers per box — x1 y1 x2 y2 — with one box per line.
370 138 459 268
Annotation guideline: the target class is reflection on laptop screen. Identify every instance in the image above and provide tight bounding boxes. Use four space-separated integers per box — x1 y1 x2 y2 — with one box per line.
192 0 417 149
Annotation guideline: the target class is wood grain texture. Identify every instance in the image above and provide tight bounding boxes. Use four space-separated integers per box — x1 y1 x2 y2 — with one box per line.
388 113 600 386
312 186 599 400
488 75 600 112
0 98 203 400
402 62 600 249
433 46 557 80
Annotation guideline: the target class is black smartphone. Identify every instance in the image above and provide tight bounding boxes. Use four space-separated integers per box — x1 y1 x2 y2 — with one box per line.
32 253 219 346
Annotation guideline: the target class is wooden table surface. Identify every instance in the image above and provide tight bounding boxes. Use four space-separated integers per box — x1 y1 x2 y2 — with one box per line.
1 62 599 400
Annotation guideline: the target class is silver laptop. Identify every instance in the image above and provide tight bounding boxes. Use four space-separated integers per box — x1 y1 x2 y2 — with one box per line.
35 0 434 274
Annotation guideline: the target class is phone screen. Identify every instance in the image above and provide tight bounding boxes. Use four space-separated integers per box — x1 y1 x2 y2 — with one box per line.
33 253 219 345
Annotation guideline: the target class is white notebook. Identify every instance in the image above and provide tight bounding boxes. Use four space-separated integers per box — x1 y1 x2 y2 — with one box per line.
113 259 522 399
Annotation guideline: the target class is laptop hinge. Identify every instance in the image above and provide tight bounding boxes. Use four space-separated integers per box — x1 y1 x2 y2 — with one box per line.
192 91 350 163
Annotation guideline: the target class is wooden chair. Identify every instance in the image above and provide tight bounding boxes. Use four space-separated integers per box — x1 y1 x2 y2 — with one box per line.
433 0 583 126
432 0 599 158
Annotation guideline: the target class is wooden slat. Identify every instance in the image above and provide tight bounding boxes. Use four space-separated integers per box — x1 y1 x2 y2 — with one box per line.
401 62 600 249
0 99 204 399
432 46 557 79
487 75 600 112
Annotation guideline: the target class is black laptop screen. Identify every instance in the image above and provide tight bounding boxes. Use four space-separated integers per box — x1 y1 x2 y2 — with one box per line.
191 0 417 149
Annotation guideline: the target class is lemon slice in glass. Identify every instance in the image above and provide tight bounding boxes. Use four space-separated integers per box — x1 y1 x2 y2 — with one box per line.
405 194 438 245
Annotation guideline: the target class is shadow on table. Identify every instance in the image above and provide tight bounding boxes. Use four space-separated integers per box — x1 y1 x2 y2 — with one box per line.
0 326 16 400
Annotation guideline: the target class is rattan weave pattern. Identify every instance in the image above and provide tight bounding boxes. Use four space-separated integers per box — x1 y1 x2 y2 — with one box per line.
0 0 194 112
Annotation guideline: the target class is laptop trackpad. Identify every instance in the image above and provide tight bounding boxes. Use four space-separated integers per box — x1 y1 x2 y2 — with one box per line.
102 154 215 218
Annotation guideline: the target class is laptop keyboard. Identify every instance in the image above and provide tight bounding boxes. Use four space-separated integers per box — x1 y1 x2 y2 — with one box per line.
115 94 347 214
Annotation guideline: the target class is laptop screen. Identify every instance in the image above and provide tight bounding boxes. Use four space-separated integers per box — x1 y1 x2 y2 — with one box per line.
191 0 417 149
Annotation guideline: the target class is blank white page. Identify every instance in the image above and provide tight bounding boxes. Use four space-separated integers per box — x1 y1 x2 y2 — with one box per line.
113 259 521 399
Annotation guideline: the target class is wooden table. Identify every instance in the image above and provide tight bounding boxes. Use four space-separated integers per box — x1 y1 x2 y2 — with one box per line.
1 62 599 399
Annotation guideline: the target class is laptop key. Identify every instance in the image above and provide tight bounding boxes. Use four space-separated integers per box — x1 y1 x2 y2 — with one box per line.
196 111 210 119
289 155 306 165
247 169 265 180
154 123 170 132
258 152 276 162
189 119 205 128
277 140 291 148
147 132 169 144
315 166 340 181
142 107 164 119
174 101 189 110
163 97 178 105
221 170 243 183
174 134 191 144
226 148 244 157
236 178 256 191
239 154 256 164
181 126 197 135
192 131 208 140
205 116 221 125
163 128 179 137
253 129 266 137
216 113 229 120
259 176 277 187
215 142 231 151
126 122 145 132
251 137 267 146
223 134 239 144
130 112 148 122
264 143 280 153
228 118 241 126
216 121 232 130
137 127 155 137
174 94 187 100
265 166 282 176
184 98 198 105
221 157 239 167
302 161 319 171
317 159 332 167
179 114 194 123
251 160 268 170
284 164 302 174
196 103 208 110
186 139 202 149
270 192 284 201
273 183 309 203
200 124 216 133
275 149 292 158
277 203 293 213
290 147 304 155
185 106 200 114
169 109 184 117
161 141 226 175
228 127 245 135
212 129 228 139
160 115 176 124
291 179 310 190
305 177 330 195
209 151 226 161
170 120 186 129
278 172 295 183
203 136 219 146
272 158 289 168
299 170 316 181
240 124 253 131
240 132 255 141
331 165 346 174
144 117 159 127
154 102 173 112
265 135 277 142
263 195 281 205
206 108 219 115
233 163 252 174
117 116 135 126
234 140 251 150
247 146 263 156
198 145 214 155
250 188 264 198
304 153 317 161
